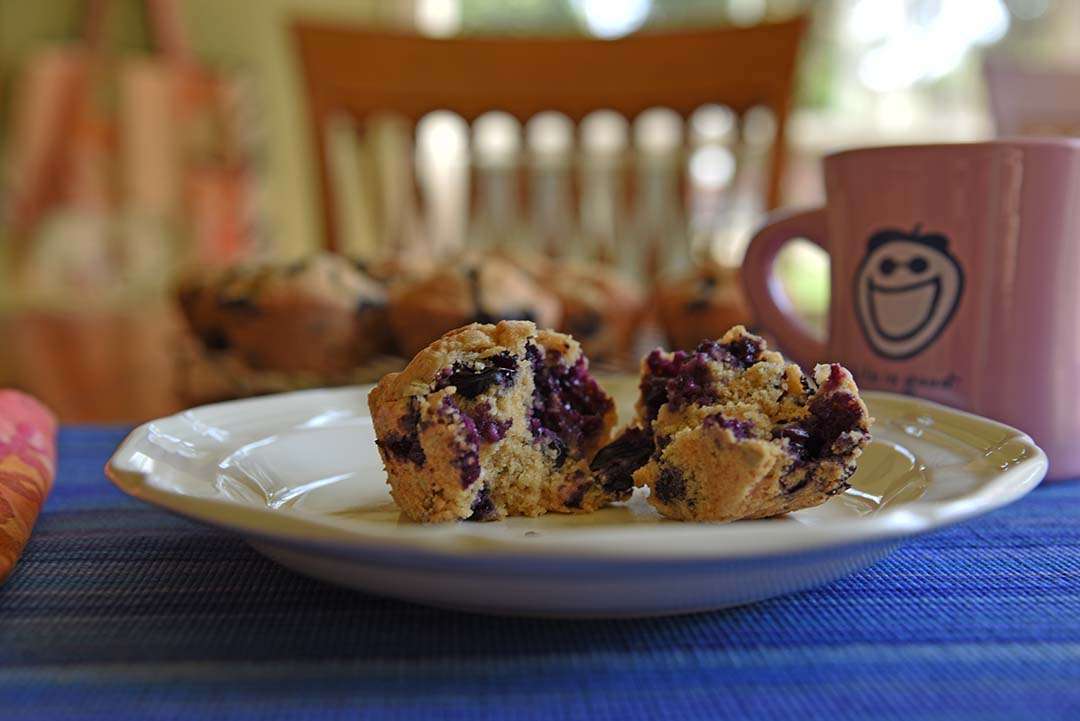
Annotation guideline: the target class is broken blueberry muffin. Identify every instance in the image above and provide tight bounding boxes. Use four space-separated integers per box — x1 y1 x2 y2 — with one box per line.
369 320 618 522
591 325 872 522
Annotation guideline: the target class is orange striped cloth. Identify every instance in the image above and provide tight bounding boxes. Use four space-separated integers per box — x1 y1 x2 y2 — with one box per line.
0 390 56 583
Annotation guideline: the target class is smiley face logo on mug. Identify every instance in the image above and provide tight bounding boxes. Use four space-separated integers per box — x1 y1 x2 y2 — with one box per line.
853 225 965 360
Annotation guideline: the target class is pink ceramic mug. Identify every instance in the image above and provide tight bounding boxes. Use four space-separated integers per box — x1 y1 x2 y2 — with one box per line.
743 139 1080 479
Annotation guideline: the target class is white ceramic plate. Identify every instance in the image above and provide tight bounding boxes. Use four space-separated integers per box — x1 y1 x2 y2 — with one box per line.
106 380 1047 617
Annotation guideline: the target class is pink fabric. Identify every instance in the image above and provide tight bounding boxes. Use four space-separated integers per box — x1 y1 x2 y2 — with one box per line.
0 390 57 583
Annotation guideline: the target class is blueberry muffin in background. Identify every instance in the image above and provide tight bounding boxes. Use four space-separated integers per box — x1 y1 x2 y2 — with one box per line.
591 325 873 523
369 320 619 522
174 337 405 405
350 252 433 287
545 261 644 365
655 262 753 352
387 256 561 358
492 248 645 364
176 252 394 399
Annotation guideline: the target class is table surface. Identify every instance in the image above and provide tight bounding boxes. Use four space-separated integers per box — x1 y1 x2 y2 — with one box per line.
0 427 1077 721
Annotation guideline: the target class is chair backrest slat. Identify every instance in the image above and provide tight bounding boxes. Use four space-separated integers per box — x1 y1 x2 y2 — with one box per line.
293 18 807 253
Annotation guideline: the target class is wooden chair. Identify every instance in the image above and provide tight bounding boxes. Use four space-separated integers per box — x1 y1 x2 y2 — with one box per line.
292 18 808 254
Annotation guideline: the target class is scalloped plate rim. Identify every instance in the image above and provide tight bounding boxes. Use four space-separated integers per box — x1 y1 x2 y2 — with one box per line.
105 387 1048 568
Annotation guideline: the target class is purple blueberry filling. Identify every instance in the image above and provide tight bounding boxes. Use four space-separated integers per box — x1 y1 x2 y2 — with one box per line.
377 403 426 466
562 472 594 509
549 435 569 467
807 390 864 454
771 367 866 481
653 433 672 459
665 354 720 410
454 422 481 488
773 388 864 468
641 348 718 414
468 402 511 444
654 466 687 504
528 421 568 467
722 335 764 369
526 344 612 464
642 349 688 421
641 334 766 421
436 352 517 399
774 425 812 460
590 426 654 495
694 336 763 368
467 485 498 521
441 398 481 487
703 414 754 440
693 339 725 361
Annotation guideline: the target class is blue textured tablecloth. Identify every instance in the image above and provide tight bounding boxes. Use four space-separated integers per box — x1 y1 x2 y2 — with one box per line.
0 426 1077 721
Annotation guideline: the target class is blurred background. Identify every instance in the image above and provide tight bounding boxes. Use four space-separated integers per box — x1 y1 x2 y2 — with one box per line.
1 0 1078 422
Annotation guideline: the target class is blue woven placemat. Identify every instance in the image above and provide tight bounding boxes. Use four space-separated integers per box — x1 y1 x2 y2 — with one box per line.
0 426 1077 721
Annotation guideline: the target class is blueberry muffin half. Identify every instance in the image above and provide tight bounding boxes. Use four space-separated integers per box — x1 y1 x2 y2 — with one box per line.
369 320 618 522
178 252 392 378
591 325 873 522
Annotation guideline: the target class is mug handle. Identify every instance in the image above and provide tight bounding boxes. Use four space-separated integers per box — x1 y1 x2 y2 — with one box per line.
742 207 829 369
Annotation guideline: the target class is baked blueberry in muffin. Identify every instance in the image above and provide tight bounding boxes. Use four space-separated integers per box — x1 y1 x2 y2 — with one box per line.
386 256 561 358
369 320 618 522
591 325 872 522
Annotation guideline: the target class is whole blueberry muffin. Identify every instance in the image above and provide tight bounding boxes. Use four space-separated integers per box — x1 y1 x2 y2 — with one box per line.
493 249 644 363
387 257 561 358
177 252 391 377
350 252 433 287
549 261 644 364
655 263 753 351
591 326 872 522
369 320 618 522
